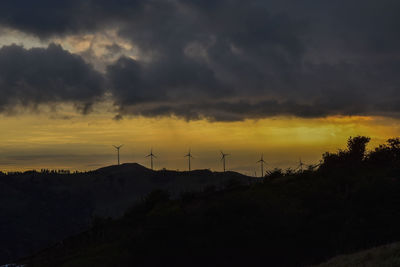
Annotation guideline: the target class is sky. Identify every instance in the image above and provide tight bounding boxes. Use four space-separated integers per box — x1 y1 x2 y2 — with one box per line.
0 0 400 173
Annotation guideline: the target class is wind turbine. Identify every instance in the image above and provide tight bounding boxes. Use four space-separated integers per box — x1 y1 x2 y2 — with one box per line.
113 145 123 165
146 148 157 170
185 149 194 171
296 157 305 172
257 154 266 177
220 151 230 172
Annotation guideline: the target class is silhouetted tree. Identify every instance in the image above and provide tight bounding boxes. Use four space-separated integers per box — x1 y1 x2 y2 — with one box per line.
321 136 371 171
368 137 400 166
266 168 284 179
347 136 371 162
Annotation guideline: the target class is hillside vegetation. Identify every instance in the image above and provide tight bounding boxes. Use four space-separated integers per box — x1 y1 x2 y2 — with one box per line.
19 136 400 267
0 163 250 264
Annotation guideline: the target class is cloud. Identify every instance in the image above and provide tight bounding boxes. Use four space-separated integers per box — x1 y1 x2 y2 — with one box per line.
0 43 105 113
1 0 400 120
0 0 143 38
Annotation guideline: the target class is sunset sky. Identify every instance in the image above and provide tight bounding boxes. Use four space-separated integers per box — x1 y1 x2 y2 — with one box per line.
0 1 400 173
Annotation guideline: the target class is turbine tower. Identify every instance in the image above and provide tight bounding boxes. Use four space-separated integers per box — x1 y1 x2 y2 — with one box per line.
297 157 305 172
220 151 230 172
257 154 266 177
113 145 123 165
185 149 194 171
146 148 157 170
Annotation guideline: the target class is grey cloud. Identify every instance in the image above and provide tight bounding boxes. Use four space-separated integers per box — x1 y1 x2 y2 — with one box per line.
0 0 144 38
107 56 226 105
1 0 400 120
0 43 105 113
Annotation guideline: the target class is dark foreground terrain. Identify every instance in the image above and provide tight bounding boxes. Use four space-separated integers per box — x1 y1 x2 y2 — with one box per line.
314 242 400 267
8 136 400 267
0 163 251 264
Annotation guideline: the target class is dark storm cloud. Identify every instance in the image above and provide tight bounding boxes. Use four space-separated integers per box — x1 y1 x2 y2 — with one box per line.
0 0 144 38
0 44 105 113
1 0 400 120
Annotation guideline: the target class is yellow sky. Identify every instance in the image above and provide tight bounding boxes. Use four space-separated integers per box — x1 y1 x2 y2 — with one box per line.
1 103 399 174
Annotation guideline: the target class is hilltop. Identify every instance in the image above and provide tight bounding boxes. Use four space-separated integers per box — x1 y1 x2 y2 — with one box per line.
0 163 253 264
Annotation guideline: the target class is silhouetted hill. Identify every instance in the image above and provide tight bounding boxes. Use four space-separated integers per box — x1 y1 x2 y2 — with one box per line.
0 164 253 265
96 163 151 175
15 136 400 267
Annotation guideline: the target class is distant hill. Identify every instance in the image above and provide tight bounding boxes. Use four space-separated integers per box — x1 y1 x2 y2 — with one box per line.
0 164 254 264
96 162 151 174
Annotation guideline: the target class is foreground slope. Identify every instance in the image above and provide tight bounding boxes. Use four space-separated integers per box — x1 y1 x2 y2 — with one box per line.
0 164 252 264
315 242 400 267
22 168 400 267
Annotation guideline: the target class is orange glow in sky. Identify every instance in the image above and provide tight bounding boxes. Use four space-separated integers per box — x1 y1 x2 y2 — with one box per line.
1 104 399 174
